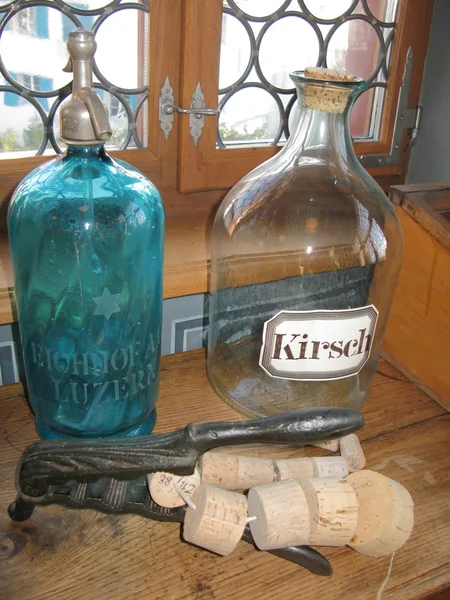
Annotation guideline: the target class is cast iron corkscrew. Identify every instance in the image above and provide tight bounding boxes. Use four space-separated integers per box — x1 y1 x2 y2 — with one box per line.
8 407 364 576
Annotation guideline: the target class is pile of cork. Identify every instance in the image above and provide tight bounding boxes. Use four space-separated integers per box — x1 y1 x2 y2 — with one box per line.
147 434 414 559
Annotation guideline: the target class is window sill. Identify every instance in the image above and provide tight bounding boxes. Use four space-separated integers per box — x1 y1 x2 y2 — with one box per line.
0 174 407 326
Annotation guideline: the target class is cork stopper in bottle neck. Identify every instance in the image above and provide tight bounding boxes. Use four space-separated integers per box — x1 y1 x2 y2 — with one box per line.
303 67 356 114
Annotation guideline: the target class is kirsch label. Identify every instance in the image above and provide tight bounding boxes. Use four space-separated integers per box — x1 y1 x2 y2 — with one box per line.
259 305 378 381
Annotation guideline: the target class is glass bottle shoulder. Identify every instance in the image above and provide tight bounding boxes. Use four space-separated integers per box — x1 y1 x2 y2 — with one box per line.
8 150 164 228
213 162 402 269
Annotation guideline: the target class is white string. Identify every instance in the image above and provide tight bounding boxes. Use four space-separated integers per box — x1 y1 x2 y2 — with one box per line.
175 484 196 510
376 552 396 600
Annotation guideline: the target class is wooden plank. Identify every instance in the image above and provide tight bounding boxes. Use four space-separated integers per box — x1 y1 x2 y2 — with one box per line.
390 185 450 252
162 187 223 298
0 349 448 600
381 351 450 414
384 207 450 410
148 0 183 189
0 234 14 322
407 192 450 251
390 183 450 196
178 0 223 192
427 196 450 213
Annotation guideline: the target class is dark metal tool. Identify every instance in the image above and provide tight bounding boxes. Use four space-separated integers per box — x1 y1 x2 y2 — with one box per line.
9 476 333 576
8 407 364 576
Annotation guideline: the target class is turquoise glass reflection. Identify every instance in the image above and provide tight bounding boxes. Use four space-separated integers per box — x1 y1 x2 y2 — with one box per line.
8 146 165 439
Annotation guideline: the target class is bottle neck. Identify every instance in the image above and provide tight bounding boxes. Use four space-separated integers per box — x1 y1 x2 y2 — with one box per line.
65 144 106 159
72 58 93 95
281 82 358 168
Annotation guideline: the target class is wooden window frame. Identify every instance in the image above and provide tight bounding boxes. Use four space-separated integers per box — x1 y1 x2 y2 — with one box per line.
0 0 436 318
0 0 183 209
177 0 435 192
0 0 435 201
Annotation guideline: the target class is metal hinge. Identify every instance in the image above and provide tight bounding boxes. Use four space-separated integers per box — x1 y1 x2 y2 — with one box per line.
159 76 220 146
360 47 422 168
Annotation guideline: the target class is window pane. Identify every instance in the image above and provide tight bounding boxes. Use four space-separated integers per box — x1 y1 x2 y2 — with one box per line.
0 0 149 159
219 0 398 148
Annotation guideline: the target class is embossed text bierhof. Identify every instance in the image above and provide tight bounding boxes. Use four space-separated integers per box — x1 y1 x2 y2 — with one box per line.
29 339 157 405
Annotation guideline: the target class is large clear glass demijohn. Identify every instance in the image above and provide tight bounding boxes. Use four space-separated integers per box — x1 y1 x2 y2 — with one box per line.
207 69 403 418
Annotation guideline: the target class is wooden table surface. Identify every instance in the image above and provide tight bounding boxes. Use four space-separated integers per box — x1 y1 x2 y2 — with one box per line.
0 350 449 600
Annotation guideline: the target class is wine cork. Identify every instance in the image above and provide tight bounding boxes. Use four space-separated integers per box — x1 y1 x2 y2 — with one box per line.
248 480 311 550
199 452 275 490
312 439 340 452
312 456 349 478
183 484 247 556
305 67 355 83
346 470 414 557
302 477 359 546
273 457 314 481
304 67 356 114
340 434 366 472
147 468 201 508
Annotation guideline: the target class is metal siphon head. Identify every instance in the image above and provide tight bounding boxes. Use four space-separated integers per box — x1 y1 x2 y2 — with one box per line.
60 29 112 146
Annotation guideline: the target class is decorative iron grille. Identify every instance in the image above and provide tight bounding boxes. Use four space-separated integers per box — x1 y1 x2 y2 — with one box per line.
0 0 149 158
218 0 398 148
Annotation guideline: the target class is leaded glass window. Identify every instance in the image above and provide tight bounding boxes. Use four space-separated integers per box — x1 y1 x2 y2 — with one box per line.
218 0 398 148
0 0 149 158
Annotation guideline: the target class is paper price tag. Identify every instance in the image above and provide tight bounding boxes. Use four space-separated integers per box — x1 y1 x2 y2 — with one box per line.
147 468 201 508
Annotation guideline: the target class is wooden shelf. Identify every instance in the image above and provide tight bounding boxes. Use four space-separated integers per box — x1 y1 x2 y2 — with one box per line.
385 183 450 411
1 349 449 600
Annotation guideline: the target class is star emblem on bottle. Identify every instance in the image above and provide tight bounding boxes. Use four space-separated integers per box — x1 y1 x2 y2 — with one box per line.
92 288 121 320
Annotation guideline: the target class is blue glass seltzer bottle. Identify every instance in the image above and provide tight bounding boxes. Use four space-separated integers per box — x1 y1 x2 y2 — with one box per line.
8 30 165 439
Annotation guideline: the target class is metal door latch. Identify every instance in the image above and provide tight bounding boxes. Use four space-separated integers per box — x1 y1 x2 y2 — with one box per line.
159 76 220 146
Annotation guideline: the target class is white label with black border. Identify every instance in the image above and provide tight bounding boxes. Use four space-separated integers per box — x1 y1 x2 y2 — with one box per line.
259 305 379 381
